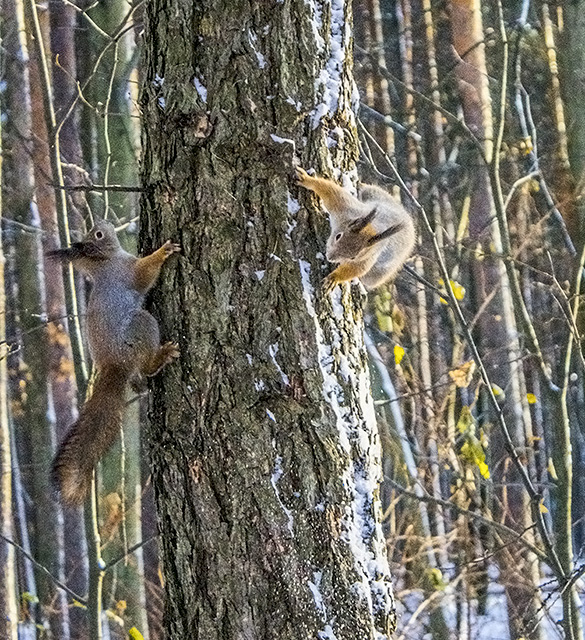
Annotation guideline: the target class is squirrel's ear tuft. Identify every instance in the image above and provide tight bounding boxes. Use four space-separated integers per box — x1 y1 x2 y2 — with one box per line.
367 222 405 246
348 207 378 233
45 243 96 262
45 247 77 261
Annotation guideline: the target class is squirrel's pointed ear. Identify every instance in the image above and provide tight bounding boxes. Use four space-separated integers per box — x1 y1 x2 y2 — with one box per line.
348 207 378 233
367 222 405 246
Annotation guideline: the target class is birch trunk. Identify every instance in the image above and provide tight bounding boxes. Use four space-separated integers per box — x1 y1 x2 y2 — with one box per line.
0 71 19 640
449 2 543 638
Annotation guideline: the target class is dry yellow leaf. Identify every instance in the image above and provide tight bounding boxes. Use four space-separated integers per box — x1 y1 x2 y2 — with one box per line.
449 279 466 300
448 360 476 388
394 344 405 365
547 458 558 481
478 461 490 480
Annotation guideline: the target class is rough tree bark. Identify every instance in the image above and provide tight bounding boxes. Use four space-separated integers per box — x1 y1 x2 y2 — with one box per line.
141 0 395 638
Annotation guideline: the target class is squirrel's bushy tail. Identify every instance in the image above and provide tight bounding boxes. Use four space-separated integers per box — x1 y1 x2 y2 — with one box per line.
52 364 130 505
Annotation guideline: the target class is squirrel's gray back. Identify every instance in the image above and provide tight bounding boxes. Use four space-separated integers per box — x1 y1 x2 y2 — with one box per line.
358 185 416 288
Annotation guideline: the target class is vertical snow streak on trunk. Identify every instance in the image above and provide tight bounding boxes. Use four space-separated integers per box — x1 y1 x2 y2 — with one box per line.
299 265 394 632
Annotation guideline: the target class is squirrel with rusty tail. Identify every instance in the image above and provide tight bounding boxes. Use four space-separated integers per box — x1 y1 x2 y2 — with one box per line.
296 167 415 291
47 220 180 504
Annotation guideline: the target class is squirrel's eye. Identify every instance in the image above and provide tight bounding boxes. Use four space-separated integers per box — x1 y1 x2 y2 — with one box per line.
95 230 104 240
335 232 343 241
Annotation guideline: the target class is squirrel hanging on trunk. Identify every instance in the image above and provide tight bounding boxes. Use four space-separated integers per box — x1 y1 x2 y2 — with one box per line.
296 167 415 291
47 220 180 505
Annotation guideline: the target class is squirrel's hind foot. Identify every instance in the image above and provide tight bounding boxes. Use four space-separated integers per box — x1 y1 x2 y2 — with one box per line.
144 342 180 377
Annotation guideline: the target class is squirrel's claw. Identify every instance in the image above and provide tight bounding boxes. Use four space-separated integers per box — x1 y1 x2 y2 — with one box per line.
162 241 181 257
296 166 312 187
161 341 180 361
322 273 340 295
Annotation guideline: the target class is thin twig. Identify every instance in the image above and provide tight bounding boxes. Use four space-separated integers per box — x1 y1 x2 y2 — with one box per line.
355 44 487 161
386 479 546 560
359 103 421 141
61 0 110 39
104 535 158 571
0 533 86 604
54 2 143 140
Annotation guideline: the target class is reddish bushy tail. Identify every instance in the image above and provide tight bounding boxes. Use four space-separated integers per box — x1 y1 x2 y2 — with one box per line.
52 364 130 505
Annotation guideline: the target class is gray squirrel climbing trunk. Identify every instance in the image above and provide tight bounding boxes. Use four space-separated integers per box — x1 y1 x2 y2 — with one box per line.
140 0 396 638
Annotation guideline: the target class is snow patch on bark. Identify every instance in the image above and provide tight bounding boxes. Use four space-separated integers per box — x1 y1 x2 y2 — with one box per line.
269 343 290 386
286 96 303 111
270 450 294 536
286 192 300 238
270 134 295 148
308 569 341 639
318 626 338 640
311 0 349 128
248 29 266 69
193 75 207 103
303 0 325 53
308 570 326 617
287 193 300 214
298 259 394 634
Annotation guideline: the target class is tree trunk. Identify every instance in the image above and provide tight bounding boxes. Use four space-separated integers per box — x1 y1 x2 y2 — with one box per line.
450 2 544 637
23 0 77 635
0 79 19 640
47 2 89 632
141 1 395 638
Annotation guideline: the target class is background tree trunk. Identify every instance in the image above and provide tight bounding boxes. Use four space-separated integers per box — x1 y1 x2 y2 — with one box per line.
0 75 19 640
141 0 396 638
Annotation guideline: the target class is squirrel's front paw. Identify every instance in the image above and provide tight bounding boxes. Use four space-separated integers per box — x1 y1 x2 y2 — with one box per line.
296 166 313 188
322 273 340 294
162 240 181 257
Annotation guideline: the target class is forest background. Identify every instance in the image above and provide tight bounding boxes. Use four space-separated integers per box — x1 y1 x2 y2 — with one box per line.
1 0 585 639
